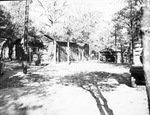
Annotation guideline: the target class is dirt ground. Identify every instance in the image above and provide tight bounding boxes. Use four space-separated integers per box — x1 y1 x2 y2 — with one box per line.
0 61 149 115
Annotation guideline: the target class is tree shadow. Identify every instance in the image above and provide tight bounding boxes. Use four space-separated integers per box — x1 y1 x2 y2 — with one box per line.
0 85 48 115
99 62 130 69
0 95 43 115
0 61 55 115
0 72 54 90
4 60 22 70
0 61 50 89
0 66 22 85
60 71 131 115
0 73 55 115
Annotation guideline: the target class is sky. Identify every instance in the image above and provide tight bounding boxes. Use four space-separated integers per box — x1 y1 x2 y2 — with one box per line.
68 0 125 11
0 0 126 20
67 0 126 20
0 0 126 13
0 0 126 25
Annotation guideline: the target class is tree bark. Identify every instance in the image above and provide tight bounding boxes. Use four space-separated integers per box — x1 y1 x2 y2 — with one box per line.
67 40 70 64
143 32 150 110
121 45 124 63
53 40 57 64
142 0 150 111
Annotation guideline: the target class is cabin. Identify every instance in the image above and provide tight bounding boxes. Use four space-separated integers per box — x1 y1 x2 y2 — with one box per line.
41 40 89 63
100 48 115 62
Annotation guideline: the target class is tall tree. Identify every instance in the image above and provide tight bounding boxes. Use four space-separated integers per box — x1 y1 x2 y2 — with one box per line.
8 1 25 38
34 0 68 63
114 0 144 63
142 0 150 111
111 15 130 63
0 4 16 60
62 11 106 56
35 0 67 35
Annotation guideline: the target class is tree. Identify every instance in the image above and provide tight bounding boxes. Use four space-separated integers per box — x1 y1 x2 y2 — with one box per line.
32 0 68 63
0 4 17 60
142 0 150 111
114 0 144 63
7 1 26 38
35 0 67 34
111 15 130 63
62 11 107 59
0 4 14 39
28 26 45 50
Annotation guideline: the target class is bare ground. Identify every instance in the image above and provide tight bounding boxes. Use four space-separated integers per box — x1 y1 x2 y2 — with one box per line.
0 61 149 115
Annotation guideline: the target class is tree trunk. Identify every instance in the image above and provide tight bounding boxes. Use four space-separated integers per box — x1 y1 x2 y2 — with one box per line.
22 0 30 74
142 0 150 111
53 40 57 64
78 48 81 61
128 43 132 64
0 41 6 60
81 49 84 61
58 45 60 62
8 45 13 61
121 45 124 63
88 46 90 61
143 31 150 110
7 41 13 61
67 40 70 64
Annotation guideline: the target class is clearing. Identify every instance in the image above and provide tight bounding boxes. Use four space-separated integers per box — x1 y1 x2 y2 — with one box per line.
0 61 149 115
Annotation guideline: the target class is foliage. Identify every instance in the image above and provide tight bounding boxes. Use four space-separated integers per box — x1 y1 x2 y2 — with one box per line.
7 1 26 39
0 4 15 41
35 0 68 37
0 2 46 60
8 2 45 49
28 39 44 49
0 4 18 60
34 0 110 53
6 0 113 55
62 11 109 53
113 0 144 42
111 0 144 63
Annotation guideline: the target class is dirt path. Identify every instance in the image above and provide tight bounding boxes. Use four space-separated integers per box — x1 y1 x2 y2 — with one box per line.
0 61 149 115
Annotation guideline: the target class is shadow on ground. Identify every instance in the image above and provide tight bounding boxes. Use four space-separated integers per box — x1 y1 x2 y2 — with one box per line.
0 61 49 89
0 72 53 89
61 71 131 88
0 85 53 115
0 72 54 115
60 71 131 115
0 61 53 114
0 61 131 115
110 63 131 69
98 61 130 69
